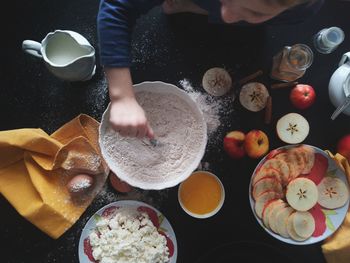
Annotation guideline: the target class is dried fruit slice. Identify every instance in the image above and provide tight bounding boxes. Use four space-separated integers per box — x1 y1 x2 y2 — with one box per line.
276 113 309 144
274 153 296 181
298 145 315 174
268 201 288 233
286 178 318 211
252 167 282 185
276 148 306 180
276 206 295 238
317 177 349 209
239 82 269 112
202 67 232 96
259 158 290 185
293 211 315 239
255 191 282 218
252 177 283 200
262 199 285 228
287 213 309 241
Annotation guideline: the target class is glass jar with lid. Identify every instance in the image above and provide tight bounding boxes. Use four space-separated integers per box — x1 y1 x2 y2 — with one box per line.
270 44 314 82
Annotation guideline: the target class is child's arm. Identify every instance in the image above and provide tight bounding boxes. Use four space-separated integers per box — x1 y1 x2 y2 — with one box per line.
97 0 162 137
105 67 154 138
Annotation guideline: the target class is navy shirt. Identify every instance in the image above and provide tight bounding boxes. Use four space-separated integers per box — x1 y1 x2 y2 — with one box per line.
97 0 324 67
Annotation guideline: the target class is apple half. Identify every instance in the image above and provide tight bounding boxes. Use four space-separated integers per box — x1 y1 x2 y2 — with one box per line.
202 67 232 96
317 177 349 209
239 82 269 112
276 113 310 144
286 178 318 211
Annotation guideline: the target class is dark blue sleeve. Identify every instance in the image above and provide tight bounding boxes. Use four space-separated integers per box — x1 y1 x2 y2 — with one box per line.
97 0 163 67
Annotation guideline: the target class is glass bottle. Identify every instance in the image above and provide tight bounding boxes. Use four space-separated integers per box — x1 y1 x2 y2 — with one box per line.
270 44 314 82
313 27 344 54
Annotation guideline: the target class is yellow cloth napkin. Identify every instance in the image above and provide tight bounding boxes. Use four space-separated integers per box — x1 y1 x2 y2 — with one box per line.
0 114 108 239
322 151 350 263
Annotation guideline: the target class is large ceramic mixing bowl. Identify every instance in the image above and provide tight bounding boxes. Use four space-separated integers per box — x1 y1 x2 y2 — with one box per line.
99 81 207 190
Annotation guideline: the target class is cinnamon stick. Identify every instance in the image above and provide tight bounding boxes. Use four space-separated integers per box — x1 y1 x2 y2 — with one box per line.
271 81 298 90
238 70 263 86
264 96 272 124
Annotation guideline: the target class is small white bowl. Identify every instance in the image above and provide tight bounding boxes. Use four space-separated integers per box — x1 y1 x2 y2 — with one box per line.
178 171 225 219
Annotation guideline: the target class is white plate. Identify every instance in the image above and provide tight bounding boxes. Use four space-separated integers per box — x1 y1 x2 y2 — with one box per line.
99 81 207 190
78 200 177 262
249 144 350 245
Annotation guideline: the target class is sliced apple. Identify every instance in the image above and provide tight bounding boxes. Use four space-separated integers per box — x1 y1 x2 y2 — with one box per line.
252 177 283 200
276 206 295 238
317 177 349 209
262 199 285 228
202 67 232 96
255 190 282 218
276 113 309 144
286 178 318 211
268 201 288 233
252 167 282 185
239 82 269 112
275 149 305 180
287 213 309 241
293 211 315 239
259 158 290 185
298 145 315 174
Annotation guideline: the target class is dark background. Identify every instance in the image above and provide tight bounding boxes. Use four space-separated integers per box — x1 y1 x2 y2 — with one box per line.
1 0 350 262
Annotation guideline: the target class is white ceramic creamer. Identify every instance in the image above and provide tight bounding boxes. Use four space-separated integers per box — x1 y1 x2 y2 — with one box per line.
22 30 96 81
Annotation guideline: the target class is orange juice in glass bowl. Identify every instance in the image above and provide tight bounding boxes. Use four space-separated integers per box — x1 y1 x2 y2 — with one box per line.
178 171 225 218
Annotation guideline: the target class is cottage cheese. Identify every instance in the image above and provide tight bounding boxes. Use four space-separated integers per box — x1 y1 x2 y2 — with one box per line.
89 207 170 263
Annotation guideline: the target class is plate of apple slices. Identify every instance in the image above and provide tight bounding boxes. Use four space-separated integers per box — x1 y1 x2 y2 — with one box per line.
249 144 350 245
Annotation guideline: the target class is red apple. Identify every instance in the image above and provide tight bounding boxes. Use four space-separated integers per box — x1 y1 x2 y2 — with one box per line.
337 134 350 162
244 130 269 159
223 131 246 159
289 84 316 109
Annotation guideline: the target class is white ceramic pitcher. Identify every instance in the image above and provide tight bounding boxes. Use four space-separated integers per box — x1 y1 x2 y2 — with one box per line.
22 30 96 81
329 52 350 116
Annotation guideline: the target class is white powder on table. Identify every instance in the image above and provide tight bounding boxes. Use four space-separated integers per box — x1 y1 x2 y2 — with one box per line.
101 91 206 185
179 78 235 148
180 79 221 135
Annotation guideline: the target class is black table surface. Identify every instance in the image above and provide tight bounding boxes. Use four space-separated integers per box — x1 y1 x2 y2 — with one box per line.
2 0 350 262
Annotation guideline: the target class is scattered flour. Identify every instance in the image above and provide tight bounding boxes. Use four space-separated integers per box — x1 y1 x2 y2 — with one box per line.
179 78 235 148
101 91 206 185
89 207 169 263
70 178 92 192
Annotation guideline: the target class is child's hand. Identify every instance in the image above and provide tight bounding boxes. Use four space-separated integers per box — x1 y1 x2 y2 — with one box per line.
109 97 154 138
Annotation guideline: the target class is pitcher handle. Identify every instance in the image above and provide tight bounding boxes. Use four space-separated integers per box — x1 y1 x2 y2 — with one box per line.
22 40 42 58
339 52 350 67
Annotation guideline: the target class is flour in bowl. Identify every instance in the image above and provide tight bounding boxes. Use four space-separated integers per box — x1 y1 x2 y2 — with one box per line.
101 91 206 185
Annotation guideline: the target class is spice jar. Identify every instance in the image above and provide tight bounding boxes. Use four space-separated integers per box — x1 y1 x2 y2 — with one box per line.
270 44 314 82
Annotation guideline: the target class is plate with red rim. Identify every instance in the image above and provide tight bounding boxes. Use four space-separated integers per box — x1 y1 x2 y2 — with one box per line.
249 144 350 245
78 200 177 262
